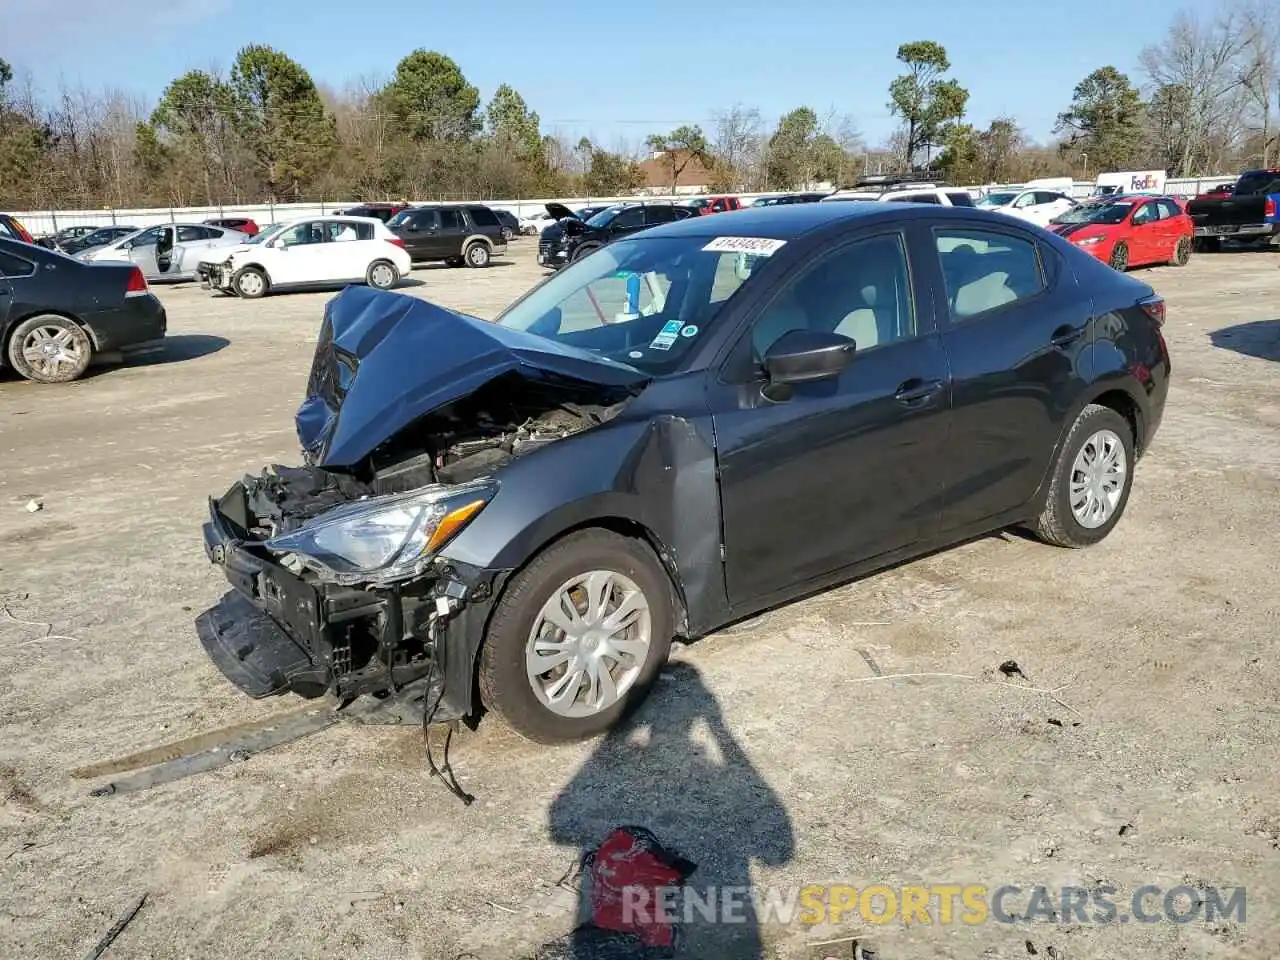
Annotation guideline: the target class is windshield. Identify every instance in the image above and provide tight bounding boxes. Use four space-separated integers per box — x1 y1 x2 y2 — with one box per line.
977 192 1018 207
585 206 627 228
1053 201 1133 225
247 223 288 245
495 235 779 375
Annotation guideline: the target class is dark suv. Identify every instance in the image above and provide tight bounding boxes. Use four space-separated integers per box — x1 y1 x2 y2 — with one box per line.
339 203 410 223
387 204 508 267
537 201 693 269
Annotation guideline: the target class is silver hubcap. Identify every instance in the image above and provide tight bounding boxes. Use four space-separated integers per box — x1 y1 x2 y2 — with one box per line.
371 264 394 287
22 325 83 378
238 273 263 296
469 247 486 265
1070 429 1126 528
525 570 652 718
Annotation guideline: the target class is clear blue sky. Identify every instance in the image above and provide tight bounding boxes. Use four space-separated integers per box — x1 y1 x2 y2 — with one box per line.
3 0 1192 148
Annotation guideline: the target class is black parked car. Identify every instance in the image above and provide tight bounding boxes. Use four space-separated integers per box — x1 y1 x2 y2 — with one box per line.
537 201 694 269
387 203 508 267
0 237 167 383
59 225 140 257
196 202 1169 744
492 208 521 241
751 192 830 207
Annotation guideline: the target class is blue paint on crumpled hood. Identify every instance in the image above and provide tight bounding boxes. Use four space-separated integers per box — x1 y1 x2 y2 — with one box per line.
297 286 649 469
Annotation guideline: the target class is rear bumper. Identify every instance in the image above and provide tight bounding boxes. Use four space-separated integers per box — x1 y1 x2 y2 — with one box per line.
1192 222 1280 239
84 295 167 353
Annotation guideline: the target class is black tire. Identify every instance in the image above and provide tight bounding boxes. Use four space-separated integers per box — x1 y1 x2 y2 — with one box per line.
1108 242 1129 272
1194 236 1222 253
1032 404 1135 549
572 243 601 263
1171 236 1191 266
366 259 398 289
445 256 465 268
501 227 514 241
7 314 93 383
464 242 491 268
232 266 269 299
478 529 674 744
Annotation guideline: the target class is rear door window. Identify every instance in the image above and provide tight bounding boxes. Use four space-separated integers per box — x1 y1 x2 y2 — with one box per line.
439 209 464 231
645 206 677 226
610 207 645 228
934 228 1046 321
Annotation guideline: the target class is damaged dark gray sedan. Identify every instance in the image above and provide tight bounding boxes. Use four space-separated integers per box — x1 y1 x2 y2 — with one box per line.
198 202 1169 743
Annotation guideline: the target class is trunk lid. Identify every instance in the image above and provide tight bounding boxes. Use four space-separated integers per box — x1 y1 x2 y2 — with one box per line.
297 286 650 469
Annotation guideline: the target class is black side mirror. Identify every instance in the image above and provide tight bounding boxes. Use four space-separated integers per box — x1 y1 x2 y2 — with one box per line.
763 329 855 387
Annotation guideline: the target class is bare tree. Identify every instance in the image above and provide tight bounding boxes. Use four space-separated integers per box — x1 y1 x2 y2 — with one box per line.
1238 0 1280 166
1140 6 1255 175
711 104 763 190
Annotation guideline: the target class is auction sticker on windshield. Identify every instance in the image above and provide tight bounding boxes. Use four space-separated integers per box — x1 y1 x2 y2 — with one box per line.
702 237 787 255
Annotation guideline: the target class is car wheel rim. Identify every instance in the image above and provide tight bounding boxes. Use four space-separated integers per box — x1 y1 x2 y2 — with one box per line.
238 273 262 295
525 570 652 719
469 247 486 265
1113 247 1127 269
1069 428 1126 529
372 264 393 287
22 325 83 378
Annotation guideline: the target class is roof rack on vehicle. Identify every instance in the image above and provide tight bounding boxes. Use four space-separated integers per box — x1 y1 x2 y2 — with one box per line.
852 172 948 190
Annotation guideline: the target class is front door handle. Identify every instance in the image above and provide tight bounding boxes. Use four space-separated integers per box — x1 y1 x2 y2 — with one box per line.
895 378 944 405
1050 325 1086 347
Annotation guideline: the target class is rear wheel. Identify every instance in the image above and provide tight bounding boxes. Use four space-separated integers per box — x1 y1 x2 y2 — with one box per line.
7 314 93 383
478 529 674 744
1171 236 1191 266
464 242 491 268
1108 242 1129 272
232 266 268 299
1032 404 1135 548
366 259 398 289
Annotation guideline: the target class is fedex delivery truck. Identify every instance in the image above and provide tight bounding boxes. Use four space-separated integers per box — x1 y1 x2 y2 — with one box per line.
1093 170 1167 197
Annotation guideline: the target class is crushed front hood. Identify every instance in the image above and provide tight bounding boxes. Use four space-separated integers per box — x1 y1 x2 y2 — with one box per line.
298 286 649 468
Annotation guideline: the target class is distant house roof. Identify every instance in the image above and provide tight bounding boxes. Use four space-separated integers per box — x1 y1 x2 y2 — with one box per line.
638 149 714 190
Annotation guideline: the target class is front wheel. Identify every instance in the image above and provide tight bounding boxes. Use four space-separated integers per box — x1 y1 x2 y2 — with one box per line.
572 243 600 263
232 266 268 299
366 259 398 289
1031 404 1135 548
478 529 674 744
7 314 93 383
1108 242 1129 272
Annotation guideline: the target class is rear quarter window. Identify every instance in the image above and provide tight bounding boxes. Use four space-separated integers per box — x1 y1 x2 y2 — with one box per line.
947 192 976 207
467 206 501 228
0 250 36 277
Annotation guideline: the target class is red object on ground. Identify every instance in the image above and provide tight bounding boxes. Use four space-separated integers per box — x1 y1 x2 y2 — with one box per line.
585 826 697 949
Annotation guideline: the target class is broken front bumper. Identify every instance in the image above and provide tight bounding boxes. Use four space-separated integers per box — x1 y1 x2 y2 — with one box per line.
196 483 503 722
199 262 233 291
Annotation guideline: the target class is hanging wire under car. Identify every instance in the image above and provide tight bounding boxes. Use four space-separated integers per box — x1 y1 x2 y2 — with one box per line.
422 623 474 806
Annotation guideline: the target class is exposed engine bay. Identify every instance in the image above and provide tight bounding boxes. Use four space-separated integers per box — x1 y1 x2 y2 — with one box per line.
239 374 634 542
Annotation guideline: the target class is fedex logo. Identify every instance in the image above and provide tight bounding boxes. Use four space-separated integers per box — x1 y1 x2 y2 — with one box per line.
1131 174 1159 191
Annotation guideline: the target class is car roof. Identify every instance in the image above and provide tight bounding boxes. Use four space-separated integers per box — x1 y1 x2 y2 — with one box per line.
636 200 997 241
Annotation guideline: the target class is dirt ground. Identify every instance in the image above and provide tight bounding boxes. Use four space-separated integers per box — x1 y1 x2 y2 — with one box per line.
1 239 1278 960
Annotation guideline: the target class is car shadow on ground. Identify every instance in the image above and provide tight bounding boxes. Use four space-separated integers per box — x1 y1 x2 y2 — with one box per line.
534 661 794 959
122 334 231 367
1210 319 1280 360
410 260 517 272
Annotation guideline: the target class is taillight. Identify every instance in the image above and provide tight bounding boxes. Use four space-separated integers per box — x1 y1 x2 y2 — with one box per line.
388 237 406 249
11 218 33 243
125 265 148 297
1139 295 1165 327
1266 197 1277 219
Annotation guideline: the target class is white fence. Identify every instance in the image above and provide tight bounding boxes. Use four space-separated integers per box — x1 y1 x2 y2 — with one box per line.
5 176 1238 236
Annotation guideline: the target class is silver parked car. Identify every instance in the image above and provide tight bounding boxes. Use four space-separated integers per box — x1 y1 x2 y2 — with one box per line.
80 222 249 281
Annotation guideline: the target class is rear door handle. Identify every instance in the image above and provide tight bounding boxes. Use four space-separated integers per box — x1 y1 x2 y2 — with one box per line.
895 378 944 405
1050 325 1086 347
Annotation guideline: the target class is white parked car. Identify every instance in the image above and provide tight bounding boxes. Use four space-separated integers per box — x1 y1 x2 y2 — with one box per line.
518 211 557 235
976 189 1076 226
80 222 248 281
198 216 413 299
821 185 979 207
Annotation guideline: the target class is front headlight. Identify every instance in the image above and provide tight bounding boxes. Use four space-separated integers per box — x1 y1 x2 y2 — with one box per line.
1074 235 1104 247
264 478 497 586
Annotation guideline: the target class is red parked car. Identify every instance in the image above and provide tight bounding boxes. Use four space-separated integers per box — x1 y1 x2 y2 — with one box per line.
205 217 260 237
680 195 742 216
1047 195 1193 271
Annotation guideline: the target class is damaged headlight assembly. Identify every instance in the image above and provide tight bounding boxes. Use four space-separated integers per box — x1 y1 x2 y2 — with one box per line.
264 478 498 587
